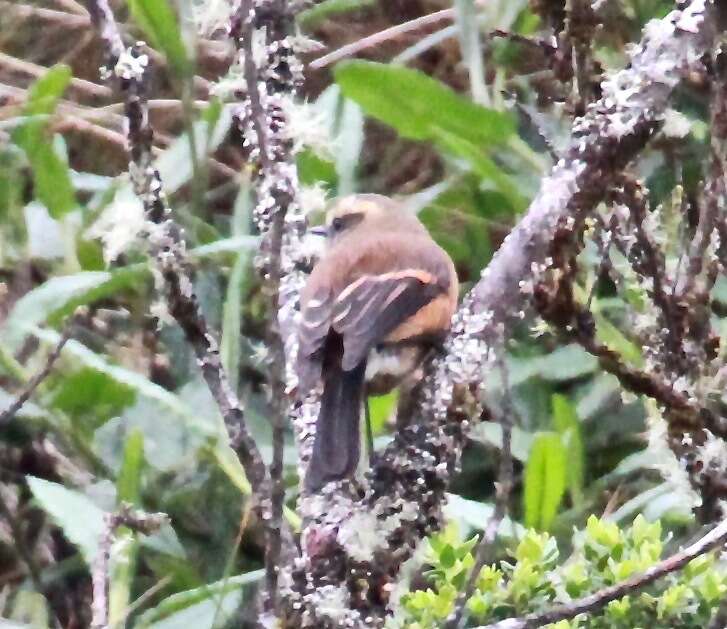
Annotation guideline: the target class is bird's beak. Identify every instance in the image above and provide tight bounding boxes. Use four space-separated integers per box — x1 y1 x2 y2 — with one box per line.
309 225 327 238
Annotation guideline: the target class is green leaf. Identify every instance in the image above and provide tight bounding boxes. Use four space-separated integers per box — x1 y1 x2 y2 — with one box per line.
2 268 148 351
368 390 398 436
221 184 253 395
551 394 584 505
156 107 233 194
22 64 72 117
118 429 145 505
334 61 515 146
53 265 150 327
453 0 488 106
13 65 76 219
0 149 24 226
298 0 376 28
314 86 364 195
22 139 77 218
110 430 145 626
523 432 567 531
443 494 523 538
297 149 337 188
128 0 191 78
432 128 526 210
135 570 263 629
593 312 644 367
52 367 136 434
334 63 522 203
4 272 109 340
468 421 534 461
34 328 197 422
27 476 105 566
188 236 259 259
533 344 599 382
440 544 456 569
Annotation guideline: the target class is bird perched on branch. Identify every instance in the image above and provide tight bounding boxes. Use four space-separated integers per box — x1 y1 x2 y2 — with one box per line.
297 194 458 492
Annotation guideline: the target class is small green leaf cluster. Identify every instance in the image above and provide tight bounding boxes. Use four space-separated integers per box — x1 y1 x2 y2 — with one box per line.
398 516 727 628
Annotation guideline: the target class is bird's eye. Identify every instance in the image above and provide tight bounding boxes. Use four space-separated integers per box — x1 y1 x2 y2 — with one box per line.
331 217 344 232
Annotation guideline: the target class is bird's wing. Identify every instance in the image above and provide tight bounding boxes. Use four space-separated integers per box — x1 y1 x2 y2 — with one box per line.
297 285 335 390
331 269 443 371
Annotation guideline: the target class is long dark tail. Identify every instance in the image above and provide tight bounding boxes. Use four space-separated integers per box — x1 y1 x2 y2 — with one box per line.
305 341 366 492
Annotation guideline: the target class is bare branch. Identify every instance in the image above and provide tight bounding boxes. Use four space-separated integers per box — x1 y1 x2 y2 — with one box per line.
474 517 727 629
309 8 455 69
1 1 89 29
230 0 305 612
0 312 81 426
0 51 112 100
448 359 515 629
91 505 167 629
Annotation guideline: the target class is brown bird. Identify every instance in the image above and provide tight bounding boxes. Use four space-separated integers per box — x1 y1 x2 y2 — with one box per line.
297 194 458 491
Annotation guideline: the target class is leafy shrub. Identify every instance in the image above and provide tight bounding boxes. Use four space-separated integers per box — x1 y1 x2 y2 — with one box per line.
398 515 727 628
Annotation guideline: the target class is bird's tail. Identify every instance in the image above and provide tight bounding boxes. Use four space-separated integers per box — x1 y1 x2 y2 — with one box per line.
305 344 366 492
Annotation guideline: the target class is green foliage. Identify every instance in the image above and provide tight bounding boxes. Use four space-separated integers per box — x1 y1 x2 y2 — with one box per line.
334 61 525 209
368 390 398 436
335 61 515 145
0 0 716 625
26 476 105 566
551 394 584 505
399 516 727 628
135 570 263 628
298 0 376 28
12 65 77 219
523 432 567 531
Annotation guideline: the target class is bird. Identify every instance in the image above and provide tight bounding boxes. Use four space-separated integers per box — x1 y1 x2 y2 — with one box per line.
297 194 459 492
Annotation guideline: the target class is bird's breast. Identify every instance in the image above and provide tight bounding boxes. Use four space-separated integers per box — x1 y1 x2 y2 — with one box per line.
364 344 425 396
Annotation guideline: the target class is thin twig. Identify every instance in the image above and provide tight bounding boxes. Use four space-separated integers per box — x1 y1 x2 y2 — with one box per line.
1 1 89 28
448 356 515 628
118 575 172 623
88 0 269 494
474 517 727 629
537 284 722 436
0 324 73 426
617 176 683 375
91 505 167 629
309 8 455 69
232 0 297 612
564 0 598 113
0 51 112 100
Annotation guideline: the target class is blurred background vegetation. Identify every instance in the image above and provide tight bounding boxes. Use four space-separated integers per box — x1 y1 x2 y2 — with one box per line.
2 0 726 627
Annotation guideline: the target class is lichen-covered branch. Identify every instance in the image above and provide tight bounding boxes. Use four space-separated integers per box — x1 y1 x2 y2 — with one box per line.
282 2 715 625
88 0 269 510
229 0 307 612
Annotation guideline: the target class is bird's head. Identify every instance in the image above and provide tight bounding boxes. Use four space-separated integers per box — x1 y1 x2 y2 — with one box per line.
309 194 416 244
